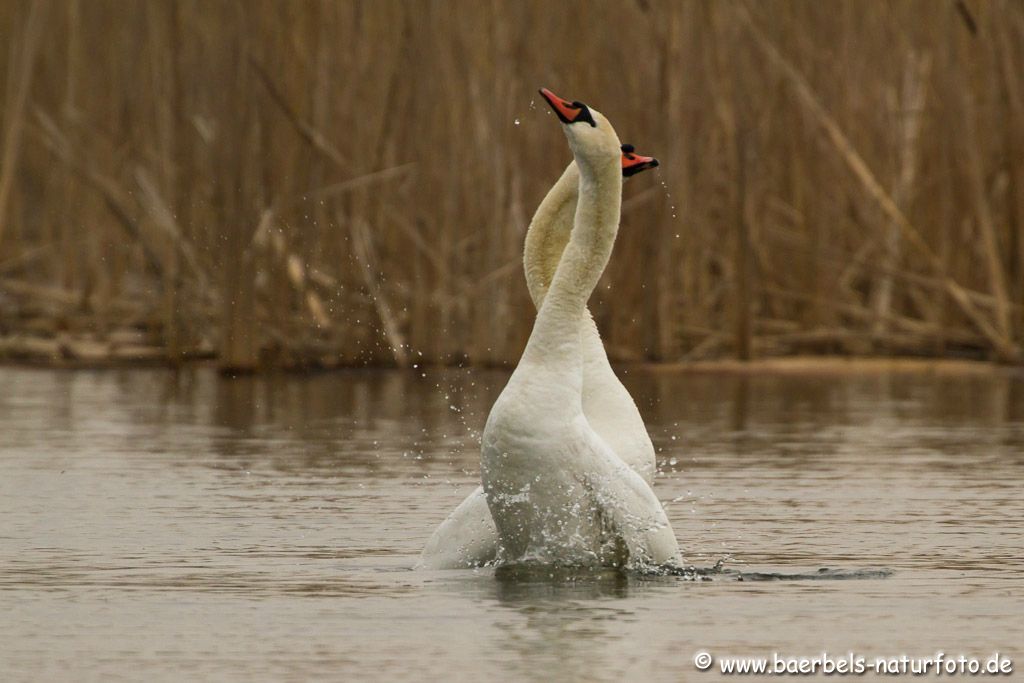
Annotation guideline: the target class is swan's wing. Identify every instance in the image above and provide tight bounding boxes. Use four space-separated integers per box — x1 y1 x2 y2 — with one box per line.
416 486 498 569
580 315 657 483
580 427 683 572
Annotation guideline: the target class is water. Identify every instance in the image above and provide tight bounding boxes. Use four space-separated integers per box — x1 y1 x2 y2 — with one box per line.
1 366 1022 681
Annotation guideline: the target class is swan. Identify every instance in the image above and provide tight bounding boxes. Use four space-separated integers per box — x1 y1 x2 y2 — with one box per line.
416 146 660 570
478 89 683 571
523 145 660 482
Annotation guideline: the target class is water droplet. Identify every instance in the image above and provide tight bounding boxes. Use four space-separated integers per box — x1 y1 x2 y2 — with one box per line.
514 118 520 126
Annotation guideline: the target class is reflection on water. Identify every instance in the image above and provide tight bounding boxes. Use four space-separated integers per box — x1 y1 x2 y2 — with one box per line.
1 366 1023 681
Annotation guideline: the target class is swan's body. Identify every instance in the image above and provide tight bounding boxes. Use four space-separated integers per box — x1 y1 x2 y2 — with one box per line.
417 160 656 569
480 99 681 570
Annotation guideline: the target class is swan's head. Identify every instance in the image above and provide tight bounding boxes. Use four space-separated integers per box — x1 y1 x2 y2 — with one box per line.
539 87 622 170
620 144 659 178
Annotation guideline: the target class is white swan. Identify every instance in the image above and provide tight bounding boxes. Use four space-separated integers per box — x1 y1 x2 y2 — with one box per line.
479 89 682 571
524 147 661 482
416 147 660 569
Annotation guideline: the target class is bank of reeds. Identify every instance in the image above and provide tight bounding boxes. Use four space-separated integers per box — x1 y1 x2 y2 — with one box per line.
1 0 1022 369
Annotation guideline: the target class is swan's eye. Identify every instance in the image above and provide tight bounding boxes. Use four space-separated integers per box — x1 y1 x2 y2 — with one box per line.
572 104 597 128
621 144 636 154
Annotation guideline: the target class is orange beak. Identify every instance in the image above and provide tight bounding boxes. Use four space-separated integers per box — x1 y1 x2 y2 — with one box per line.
620 144 659 177
538 87 596 127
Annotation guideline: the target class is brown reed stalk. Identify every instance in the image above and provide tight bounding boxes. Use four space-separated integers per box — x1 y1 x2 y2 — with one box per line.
870 53 930 339
0 0 46 250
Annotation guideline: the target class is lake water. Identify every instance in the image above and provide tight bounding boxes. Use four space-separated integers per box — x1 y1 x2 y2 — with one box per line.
1 365 1022 681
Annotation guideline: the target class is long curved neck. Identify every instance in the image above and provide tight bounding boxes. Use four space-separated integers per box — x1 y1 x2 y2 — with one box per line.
522 159 621 365
523 162 579 308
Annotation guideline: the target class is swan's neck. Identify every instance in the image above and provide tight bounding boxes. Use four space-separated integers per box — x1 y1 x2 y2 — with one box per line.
522 160 621 365
523 163 579 307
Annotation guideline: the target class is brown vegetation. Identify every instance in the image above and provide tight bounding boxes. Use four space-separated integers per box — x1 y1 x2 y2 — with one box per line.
0 0 1022 369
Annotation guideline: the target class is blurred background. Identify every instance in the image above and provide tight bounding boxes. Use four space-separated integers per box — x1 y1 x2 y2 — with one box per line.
0 0 1022 370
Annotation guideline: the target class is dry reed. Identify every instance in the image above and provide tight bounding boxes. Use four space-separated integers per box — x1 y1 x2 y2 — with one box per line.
0 0 1022 369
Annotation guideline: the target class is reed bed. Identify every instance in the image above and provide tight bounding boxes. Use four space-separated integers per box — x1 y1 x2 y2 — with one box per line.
0 0 1022 369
